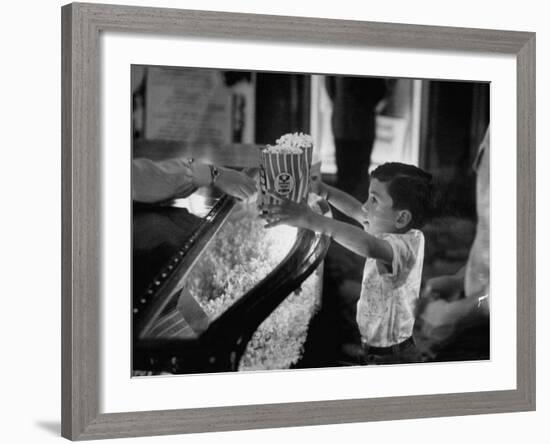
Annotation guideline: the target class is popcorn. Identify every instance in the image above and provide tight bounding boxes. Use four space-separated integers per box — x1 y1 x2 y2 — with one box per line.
262 132 314 154
258 133 314 208
263 145 303 154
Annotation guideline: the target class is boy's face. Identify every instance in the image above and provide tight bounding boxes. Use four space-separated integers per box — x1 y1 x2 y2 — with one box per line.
360 178 401 235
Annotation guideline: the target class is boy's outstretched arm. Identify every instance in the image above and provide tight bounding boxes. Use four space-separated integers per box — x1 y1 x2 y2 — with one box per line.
262 195 392 264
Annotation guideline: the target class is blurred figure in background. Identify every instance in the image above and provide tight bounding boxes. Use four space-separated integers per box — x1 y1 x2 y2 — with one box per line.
325 76 387 200
415 126 490 361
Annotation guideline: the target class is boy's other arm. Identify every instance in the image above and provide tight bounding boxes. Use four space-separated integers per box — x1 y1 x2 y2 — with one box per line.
319 183 366 223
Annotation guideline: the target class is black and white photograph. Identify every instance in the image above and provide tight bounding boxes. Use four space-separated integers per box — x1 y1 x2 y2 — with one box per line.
3 0 543 443
131 65 490 376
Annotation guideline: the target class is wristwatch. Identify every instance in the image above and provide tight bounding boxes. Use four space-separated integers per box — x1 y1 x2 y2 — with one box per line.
208 164 220 185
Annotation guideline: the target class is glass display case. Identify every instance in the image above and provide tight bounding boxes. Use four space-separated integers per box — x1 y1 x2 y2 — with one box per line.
132 180 330 375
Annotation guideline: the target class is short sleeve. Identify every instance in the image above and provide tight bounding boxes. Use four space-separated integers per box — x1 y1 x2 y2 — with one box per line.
377 230 424 285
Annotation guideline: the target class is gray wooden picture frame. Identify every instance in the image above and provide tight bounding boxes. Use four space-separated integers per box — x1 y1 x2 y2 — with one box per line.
61 2 536 440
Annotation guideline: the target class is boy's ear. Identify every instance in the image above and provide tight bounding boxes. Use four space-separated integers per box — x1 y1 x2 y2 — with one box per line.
395 209 412 229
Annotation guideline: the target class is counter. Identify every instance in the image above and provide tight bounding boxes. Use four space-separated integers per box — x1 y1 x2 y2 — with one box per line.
132 183 330 375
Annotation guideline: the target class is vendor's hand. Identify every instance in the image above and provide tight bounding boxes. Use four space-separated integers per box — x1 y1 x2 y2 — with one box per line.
260 193 314 229
215 167 257 201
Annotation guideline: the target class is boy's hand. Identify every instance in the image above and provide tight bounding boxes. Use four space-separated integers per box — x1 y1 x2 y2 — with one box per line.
310 174 327 199
260 193 315 229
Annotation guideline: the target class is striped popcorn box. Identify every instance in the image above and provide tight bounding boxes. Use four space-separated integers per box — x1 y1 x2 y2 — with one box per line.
258 133 313 211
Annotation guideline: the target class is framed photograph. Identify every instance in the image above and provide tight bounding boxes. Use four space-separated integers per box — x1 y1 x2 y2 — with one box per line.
62 2 535 440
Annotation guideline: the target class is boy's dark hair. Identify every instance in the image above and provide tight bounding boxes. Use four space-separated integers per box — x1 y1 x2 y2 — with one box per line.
370 162 434 229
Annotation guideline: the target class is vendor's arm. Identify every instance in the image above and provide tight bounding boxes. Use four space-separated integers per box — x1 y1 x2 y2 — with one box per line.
132 158 256 203
263 195 392 263
132 157 206 203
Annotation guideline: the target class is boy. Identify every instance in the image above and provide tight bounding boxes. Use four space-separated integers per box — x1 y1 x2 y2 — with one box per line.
263 162 433 364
